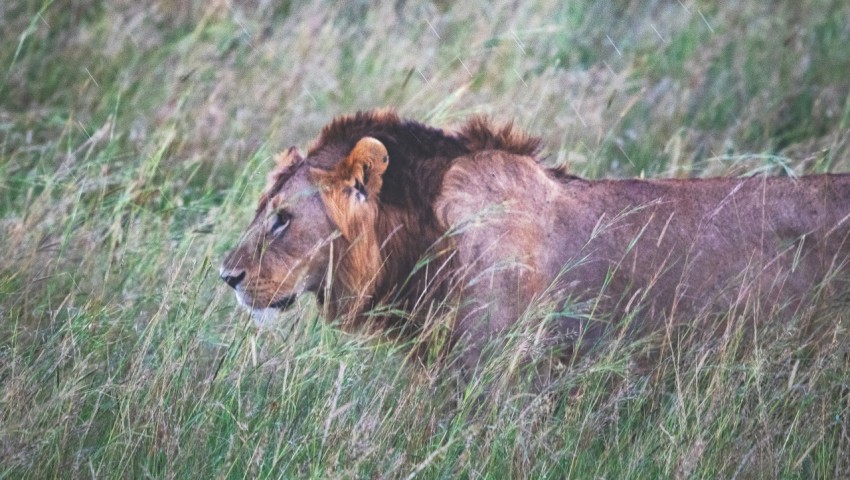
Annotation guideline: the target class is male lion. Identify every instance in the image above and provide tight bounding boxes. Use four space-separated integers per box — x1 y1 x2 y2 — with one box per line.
221 110 850 375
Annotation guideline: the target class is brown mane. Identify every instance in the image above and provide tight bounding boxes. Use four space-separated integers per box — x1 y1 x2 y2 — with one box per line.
309 109 542 157
306 110 543 210
302 110 545 335
456 116 542 157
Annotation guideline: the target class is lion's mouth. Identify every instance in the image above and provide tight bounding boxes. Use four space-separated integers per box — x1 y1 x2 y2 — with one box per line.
246 294 299 327
268 294 297 310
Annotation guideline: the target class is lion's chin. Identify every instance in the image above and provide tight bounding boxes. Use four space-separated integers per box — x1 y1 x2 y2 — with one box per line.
233 291 299 327
249 308 280 328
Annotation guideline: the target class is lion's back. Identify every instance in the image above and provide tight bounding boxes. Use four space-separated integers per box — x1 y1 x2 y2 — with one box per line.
435 155 850 348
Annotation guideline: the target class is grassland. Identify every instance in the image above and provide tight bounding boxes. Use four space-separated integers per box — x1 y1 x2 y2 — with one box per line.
2 1 850 478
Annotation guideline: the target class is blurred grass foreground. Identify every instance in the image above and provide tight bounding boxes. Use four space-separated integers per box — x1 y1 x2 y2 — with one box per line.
2 1 850 478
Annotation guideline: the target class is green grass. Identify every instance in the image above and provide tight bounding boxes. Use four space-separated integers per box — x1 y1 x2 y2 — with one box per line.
2 0 850 477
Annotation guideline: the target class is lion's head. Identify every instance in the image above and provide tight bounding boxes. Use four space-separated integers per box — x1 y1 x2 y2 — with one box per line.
220 109 543 340
220 137 389 324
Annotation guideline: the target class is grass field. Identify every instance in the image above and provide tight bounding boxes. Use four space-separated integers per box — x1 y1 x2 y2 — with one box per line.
2 1 850 478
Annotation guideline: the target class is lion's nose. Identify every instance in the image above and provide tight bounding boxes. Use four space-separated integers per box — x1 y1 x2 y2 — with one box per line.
220 270 246 289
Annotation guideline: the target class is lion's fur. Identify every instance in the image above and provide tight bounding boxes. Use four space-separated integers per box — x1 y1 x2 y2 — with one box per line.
222 110 850 371
300 110 550 334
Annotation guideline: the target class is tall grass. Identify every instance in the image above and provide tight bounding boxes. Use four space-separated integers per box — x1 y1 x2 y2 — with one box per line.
2 0 849 477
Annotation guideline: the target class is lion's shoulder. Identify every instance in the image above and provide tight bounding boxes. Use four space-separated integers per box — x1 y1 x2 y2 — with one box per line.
434 150 563 260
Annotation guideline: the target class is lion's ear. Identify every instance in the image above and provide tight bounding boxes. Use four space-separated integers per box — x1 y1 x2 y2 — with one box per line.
337 137 389 202
276 146 304 169
266 146 304 192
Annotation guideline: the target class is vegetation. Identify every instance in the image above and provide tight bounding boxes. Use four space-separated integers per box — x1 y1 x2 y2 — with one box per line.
2 0 849 477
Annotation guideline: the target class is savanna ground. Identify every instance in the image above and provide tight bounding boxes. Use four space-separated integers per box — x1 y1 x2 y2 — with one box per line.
2 1 850 478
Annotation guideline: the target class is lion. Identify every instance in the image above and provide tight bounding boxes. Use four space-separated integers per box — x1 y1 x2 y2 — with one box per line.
221 109 850 376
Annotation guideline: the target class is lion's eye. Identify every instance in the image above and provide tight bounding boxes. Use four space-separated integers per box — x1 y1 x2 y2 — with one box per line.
270 210 292 235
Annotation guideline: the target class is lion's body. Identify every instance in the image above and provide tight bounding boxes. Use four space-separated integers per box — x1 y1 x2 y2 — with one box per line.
221 110 850 373
440 153 850 363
